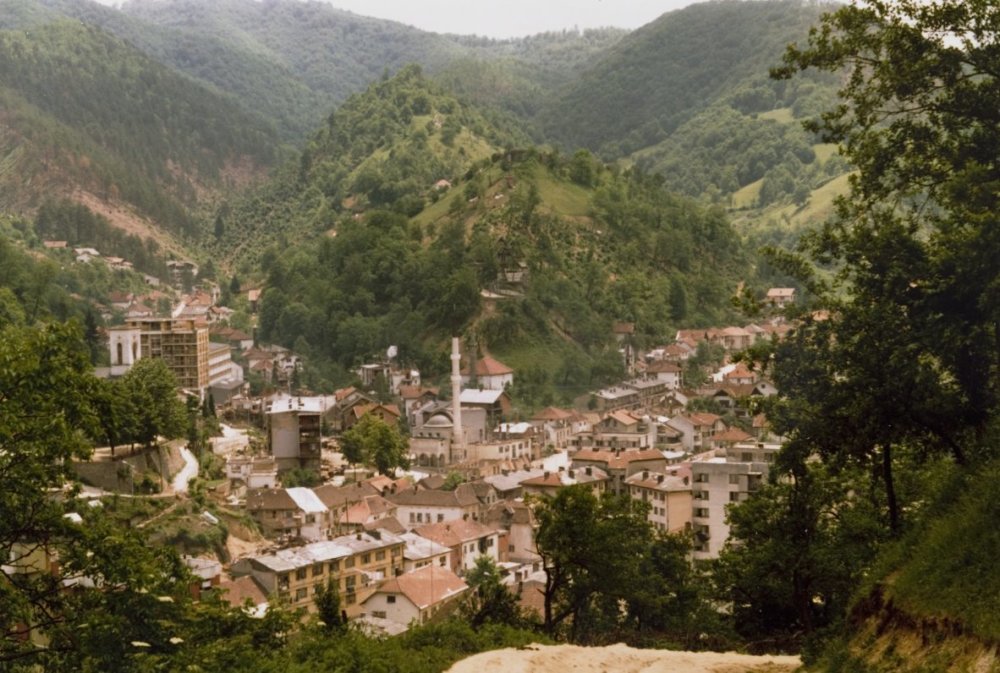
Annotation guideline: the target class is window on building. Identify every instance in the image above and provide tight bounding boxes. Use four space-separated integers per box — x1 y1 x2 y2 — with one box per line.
345 576 356 589
409 513 415 523
296 568 307 581
329 560 340 573
729 473 742 484
437 513 444 522
372 610 386 619
387 595 396 604
362 553 371 564
345 557 355 568
312 564 323 577
439 556 447 566
729 492 742 502
694 473 709 483
295 588 307 601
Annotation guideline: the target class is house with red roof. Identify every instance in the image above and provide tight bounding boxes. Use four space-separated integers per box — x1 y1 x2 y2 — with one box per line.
461 355 514 391
361 565 467 629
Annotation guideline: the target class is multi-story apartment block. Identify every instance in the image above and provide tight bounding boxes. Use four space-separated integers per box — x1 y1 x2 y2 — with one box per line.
231 531 406 615
690 458 768 561
109 317 210 392
267 395 323 472
625 467 693 534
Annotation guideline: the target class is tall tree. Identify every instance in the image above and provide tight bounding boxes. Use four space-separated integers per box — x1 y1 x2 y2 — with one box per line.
533 487 652 643
761 0 1000 542
772 0 1000 468
121 358 186 449
338 414 409 475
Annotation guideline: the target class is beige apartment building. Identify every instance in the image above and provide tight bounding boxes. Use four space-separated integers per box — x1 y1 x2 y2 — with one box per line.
109 317 211 393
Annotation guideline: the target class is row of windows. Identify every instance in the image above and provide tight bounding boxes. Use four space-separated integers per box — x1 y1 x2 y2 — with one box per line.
409 512 447 523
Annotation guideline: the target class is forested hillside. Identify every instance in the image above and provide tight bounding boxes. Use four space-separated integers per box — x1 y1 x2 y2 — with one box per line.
213 66 528 268
30 0 622 142
0 10 278 240
536 0 833 158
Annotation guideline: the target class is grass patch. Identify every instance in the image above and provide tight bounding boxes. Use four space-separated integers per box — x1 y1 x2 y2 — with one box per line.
731 178 764 209
814 143 840 163
534 170 592 218
758 107 794 123
888 460 1000 641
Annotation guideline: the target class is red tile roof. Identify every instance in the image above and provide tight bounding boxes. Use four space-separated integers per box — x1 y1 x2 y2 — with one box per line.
371 565 466 610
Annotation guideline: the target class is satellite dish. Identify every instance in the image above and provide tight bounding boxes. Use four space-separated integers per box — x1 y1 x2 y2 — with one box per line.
386 345 398 359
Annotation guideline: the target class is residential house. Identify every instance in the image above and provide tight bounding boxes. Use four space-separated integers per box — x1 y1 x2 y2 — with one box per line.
667 412 727 452
645 360 683 390
573 410 658 451
580 384 641 413
485 500 539 564
388 483 483 527
314 482 381 534
571 449 667 495
340 495 398 532
328 387 377 433
519 466 609 499
466 422 537 463
399 385 439 428
461 355 514 391
225 455 278 490
529 406 576 449
458 388 511 428
719 326 752 351
398 532 452 572
361 565 467 629
245 487 330 542
766 287 796 308
412 520 501 575
709 427 754 451
483 468 546 500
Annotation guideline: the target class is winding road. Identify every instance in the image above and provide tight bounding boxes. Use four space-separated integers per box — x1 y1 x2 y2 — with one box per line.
171 445 199 494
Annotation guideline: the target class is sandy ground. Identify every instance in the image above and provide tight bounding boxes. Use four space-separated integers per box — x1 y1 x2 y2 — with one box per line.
446 643 801 673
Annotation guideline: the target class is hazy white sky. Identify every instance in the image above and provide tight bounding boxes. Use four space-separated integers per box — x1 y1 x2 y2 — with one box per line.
325 0 696 37
104 0 699 38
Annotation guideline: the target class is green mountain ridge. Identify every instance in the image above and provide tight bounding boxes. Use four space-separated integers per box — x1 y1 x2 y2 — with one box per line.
237 69 757 399
536 0 836 158
0 9 280 247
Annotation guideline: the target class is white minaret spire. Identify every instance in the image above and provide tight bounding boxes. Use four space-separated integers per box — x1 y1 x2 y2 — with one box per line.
450 336 464 460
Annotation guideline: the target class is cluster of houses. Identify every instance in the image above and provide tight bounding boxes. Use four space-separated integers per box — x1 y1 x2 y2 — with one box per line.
197 319 795 631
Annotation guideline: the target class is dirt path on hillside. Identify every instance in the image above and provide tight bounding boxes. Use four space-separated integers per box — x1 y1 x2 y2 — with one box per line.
446 643 801 673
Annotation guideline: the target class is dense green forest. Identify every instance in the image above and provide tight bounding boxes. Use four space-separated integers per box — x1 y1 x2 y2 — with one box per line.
257 143 751 401
211 66 527 267
0 11 278 238
535 0 833 157
30 0 622 143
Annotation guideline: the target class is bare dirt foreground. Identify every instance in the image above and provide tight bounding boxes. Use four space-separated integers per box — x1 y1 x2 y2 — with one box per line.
446 643 801 673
